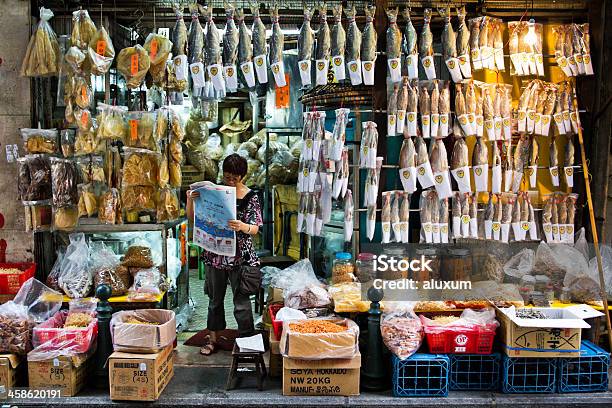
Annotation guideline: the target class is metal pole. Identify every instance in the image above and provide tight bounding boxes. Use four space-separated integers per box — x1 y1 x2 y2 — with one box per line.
361 287 387 391
572 92 612 351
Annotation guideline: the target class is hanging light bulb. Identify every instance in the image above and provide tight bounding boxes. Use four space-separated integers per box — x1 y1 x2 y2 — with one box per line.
524 19 537 47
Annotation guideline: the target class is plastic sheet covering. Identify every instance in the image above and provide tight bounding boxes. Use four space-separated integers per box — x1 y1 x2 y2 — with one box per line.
127 268 164 302
280 317 359 360
30 309 98 359
0 278 62 354
58 233 93 298
503 248 534 283
381 302 423 360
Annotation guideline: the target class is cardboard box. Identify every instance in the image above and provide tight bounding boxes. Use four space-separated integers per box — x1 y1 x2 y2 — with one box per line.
269 330 282 378
282 353 361 396
496 305 602 358
28 352 92 396
267 287 284 305
109 343 174 401
280 318 359 360
0 354 22 397
111 309 176 353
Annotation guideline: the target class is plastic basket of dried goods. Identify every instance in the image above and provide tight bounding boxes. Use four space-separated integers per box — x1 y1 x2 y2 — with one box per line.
0 263 36 295
420 308 498 354
32 310 98 353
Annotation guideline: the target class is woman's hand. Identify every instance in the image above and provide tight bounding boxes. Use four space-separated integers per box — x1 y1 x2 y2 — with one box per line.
188 190 200 199
228 219 247 232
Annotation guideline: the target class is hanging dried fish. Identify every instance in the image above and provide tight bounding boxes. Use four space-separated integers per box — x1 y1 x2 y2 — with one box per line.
361 5 377 84
469 17 482 70
472 136 489 192
493 20 505 70
298 7 314 62
431 138 451 198
455 7 471 78
330 4 346 80
396 78 409 133
386 7 402 82
315 4 331 85
420 9 436 79
172 4 188 57
223 2 239 68
269 6 286 87
400 192 410 243
451 136 470 193
564 135 575 188
399 135 416 193
491 141 502 194
345 5 362 85
391 191 401 243
420 191 433 243
402 8 418 79
236 8 255 88
251 1 268 84
344 190 354 242
388 85 399 136
382 191 392 243
440 7 460 82
188 3 204 64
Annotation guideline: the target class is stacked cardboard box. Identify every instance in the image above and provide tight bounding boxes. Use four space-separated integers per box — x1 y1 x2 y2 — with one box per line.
109 343 174 401
28 350 93 397
0 354 23 397
279 318 361 396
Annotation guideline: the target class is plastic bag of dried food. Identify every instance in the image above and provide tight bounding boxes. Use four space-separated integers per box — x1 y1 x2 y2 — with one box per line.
72 75 93 109
96 103 127 140
21 7 61 77
144 33 172 86
71 9 96 49
59 233 93 298
380 302 423 360
256 139 289 163
158 153 170 189
53 206 78 231
18 155 52 203
121 148 160 187
60 129 75 158
98 188 122 225
77 183 99 217
125 111 158 151
75 127 104 156
533 242 588 292
184 109 209 145
76 155 105 184
169 160 182 188
45 250 64 292
121 186 156 212
0 278 63 354
65 46 86 73
88 26 115 75
503 248 534 283
284 284 331 309
21 128 58 154
127 268 166 301
90 241 127 296
117 45 150 89
51 157 78 207
122 245 154 268
156 188 180 222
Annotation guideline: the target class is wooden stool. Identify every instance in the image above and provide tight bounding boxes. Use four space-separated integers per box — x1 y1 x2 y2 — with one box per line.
226 343 267 391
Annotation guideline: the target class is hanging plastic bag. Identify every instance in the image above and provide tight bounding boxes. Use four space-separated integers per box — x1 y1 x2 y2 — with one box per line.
71 9 97 49
503 248 534 283
156 188 180 222
88 26 115 75
45 250 65 292
51 157 79 208
18 155 52 203
117 45 150 89
21 7 61 77
96 103 127 140
98 187 122 225
381 302 423 360
144 33 172 86
127 268 164 301
58 234 93 298
21 128 58 154
90 241 128 296
121 147 160 187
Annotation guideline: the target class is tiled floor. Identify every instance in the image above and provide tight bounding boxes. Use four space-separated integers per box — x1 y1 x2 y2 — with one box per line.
185 268 259 333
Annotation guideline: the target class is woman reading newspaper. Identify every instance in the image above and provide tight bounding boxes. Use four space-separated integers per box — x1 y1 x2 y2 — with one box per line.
187 154 263 355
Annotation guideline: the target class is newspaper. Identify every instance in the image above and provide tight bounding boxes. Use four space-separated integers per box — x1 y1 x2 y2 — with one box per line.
190 181 237 257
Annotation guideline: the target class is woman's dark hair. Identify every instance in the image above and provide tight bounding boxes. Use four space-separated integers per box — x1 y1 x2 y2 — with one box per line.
223 153 248 178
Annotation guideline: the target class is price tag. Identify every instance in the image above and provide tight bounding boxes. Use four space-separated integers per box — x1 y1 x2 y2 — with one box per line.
81 110 89 127
129 119 138 141
130 54 139 75
81 85 87 101
275 74 290 109
96 40 106 55
150 39 158 59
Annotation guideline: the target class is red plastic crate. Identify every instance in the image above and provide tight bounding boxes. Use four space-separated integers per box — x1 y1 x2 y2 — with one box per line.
33 311 98 353
0 262 36 295
423 324 497 354
269 304 283 341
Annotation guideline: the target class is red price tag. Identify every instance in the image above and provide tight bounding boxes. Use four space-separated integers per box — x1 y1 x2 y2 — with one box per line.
275 74 290 109
130 54 139 75
96 40 106 55
150 39 158 59
81 110 89 127
129 119 138 141
81 86 87 101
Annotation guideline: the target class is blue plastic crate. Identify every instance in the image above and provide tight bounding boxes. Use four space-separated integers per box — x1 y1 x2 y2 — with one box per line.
558 340 610 393
502 355 557 393
392 353 450 397
450 353 501 391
